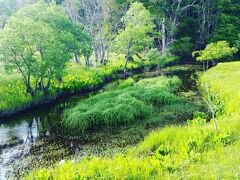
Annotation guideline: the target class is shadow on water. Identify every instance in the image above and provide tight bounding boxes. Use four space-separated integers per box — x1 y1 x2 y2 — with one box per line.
0 65 203 179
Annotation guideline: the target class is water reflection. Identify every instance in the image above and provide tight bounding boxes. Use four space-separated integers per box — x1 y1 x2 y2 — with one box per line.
0 117 51 148
0 91 93 177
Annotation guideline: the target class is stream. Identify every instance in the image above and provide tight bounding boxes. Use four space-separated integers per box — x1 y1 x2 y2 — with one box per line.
0 65 203 179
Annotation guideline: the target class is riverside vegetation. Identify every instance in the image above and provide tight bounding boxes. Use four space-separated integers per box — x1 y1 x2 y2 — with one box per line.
0 58 142 112
26 62 240 179
0 0 239 179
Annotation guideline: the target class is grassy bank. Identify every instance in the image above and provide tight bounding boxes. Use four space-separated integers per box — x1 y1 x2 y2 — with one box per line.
26 62 240 179
0 57 141 114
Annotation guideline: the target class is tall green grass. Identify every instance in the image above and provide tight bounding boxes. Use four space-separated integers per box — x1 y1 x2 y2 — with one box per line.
62 76 181 132
200 62 240 116
26 116 240 179
26 62 240 179
0 57 143 112
0 73 33 110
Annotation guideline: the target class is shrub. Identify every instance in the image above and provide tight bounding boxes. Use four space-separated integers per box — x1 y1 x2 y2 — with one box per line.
187 111 208 126
155 145 171 159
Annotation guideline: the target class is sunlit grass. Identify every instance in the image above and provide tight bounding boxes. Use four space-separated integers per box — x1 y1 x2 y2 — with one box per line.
26 61 240 179
0 73 32 110
62 76 181 132
0 56 143 112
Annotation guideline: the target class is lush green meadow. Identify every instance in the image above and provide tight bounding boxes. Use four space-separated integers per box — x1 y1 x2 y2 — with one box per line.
26 62 240 179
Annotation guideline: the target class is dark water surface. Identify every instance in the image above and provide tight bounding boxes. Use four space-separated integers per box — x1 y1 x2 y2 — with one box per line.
0 66 201 179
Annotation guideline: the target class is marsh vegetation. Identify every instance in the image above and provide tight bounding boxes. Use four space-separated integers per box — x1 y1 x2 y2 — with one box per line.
0 0 239 179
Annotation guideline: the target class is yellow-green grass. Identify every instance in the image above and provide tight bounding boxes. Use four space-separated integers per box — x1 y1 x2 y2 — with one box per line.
26 61 240 179
0 56 142 112
200 62 240 116
0 73 32 110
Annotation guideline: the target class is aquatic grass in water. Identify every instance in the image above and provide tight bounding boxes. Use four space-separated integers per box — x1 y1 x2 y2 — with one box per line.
63 92 152 132
26 117 240 179
62 76 182 132
26 62 240 179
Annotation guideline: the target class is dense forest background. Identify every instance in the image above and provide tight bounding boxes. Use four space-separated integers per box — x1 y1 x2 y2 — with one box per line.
0 1 240 179
0 0 239 108
1 0 239 63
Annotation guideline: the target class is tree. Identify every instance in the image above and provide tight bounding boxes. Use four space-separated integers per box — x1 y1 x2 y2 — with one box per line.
192 41 237 70
170 37 194 57
194 0 221 49
140 0 196 53
115 2 154 72
209 0 240 46
0 2 88 96
235 34 240 50
0 0 37 30
145 48 178 73
62 0 126 66
199 82 220 133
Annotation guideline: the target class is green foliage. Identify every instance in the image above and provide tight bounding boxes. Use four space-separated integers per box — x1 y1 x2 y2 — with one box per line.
0 2 90 96
0 73 32 110
155 145 171 159
235 34 240 50
145 49 178 68
187 112 208 127
115 2 154 59
0 54 145 111
117 77 135 90
27 62 240 179
192 41 237 62
62 76 181 132
209 1 240 46
200 62 240 116
170 37 194 57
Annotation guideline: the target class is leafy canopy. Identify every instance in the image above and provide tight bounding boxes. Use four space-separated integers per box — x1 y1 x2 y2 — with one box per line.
0 2 89 96
192 41 237 62
115 2 154 56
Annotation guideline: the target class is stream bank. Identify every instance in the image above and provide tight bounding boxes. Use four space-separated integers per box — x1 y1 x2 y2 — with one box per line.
0 65 205 179
0 66 145 119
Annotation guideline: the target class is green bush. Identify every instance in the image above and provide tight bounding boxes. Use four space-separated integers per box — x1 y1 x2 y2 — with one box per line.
187 111 208 126
0 74 33 110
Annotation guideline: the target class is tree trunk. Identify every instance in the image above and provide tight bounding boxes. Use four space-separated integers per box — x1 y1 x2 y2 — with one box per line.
161 18 166 54
43 79 51 95
93 40 99 64
84 56 90 67
124 43 132 76
97 16 105 65
74 52 81 63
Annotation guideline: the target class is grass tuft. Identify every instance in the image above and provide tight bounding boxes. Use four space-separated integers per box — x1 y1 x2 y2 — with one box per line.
62 76 181 132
